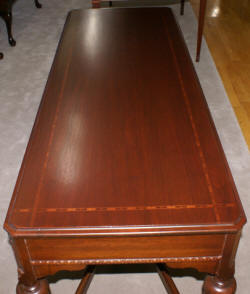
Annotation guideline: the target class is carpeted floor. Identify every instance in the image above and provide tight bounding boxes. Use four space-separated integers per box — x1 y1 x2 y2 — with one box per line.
0 0 249 293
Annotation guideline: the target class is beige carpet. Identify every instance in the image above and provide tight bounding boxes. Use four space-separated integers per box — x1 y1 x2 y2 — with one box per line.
0 0 249 293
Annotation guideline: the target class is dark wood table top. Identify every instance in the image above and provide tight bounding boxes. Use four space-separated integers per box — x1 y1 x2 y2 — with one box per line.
4 8 246 237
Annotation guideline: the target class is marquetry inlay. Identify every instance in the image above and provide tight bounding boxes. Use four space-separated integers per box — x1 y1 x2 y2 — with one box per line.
164 21 220 222
17 202 234 214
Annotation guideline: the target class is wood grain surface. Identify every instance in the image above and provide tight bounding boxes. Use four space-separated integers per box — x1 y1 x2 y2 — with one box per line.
4 8 246 237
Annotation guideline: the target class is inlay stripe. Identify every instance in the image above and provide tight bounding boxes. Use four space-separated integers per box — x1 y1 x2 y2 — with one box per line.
18 202 234 213
162 14 220 222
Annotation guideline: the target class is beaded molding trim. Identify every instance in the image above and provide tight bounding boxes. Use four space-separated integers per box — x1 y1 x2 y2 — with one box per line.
31 256 221 265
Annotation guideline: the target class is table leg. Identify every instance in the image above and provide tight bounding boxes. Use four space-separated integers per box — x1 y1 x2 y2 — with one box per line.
11 238 50 294
196 0 207 62
202 233 241 294
203 276 236 294
17 279 50 294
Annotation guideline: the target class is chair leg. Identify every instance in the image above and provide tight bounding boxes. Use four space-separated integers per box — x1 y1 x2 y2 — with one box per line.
0 52 3 59
157 264 180 294
180 0 185 15
75 266 96 294
34 0 42 8
0 11 16 46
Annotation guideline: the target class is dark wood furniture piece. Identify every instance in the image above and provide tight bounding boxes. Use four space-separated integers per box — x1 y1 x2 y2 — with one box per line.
4 7 246 294
92 0 208 62
0 0 42 47
107 0 185 15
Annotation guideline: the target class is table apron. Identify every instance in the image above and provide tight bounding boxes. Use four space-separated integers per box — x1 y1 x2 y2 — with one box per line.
20 234 226 278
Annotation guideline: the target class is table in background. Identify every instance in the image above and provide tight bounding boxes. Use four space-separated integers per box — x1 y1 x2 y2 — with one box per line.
92 0 208 61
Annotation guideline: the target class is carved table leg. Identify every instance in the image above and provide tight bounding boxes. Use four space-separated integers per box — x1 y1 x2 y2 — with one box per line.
10 238 50 294
17 279 50 294
34 0 42 9
0 11 16 46
202 233 241 294
203 276 236 294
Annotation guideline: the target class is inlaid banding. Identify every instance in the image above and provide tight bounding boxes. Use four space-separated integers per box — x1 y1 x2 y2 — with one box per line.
18 203 235 214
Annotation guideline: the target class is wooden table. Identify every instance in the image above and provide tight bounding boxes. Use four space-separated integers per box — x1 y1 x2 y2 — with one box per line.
92 0 208 62
4 8 246 294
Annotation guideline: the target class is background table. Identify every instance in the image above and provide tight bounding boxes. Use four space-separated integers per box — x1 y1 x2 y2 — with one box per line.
92 0 208 61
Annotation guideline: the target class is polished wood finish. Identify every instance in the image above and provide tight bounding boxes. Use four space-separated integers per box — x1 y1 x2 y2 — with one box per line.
0 0 42 46
203 276 236 294
4 8 246 294
16 279 50 294
190 0 250 149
